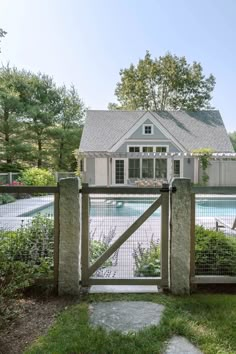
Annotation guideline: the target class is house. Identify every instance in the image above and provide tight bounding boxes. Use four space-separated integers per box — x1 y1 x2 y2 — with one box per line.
78 110 234 186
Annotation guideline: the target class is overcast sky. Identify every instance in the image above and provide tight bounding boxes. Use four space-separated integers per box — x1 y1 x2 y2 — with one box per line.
1 0 236 131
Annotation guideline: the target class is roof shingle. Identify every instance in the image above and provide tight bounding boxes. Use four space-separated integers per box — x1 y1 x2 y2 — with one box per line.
79 110 233 153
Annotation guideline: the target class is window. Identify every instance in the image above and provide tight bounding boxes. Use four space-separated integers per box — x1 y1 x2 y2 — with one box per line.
129 146 140 152
142 159 153 178
143 124 153 135
115 160 124 184
155 159 167 178
174 160 180 177
79 159 84 172
143 146 153 152
156 146 167 153
128 159 140 178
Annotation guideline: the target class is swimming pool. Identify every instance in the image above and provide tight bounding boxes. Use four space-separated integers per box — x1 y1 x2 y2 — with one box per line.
26 197 236 218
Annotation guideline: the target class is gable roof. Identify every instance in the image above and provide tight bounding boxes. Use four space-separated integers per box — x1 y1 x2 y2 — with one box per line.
79 110 234 153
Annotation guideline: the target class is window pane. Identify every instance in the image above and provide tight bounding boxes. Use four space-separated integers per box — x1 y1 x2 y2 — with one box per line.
129 146 140 152
144 125 152 134
142 159 153 178
156 147 167 152
174 160 180 177
128 159 140 178
80 159 83 172
155 159 167 178
143 146 153 152
115 160 124 184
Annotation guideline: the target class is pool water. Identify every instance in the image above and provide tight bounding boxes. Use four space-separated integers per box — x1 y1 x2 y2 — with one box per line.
28 198 236 218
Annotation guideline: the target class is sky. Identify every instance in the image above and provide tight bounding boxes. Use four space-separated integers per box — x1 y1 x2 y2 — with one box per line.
0 0 236 131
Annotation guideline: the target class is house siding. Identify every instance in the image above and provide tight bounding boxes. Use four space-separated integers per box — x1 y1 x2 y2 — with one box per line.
129 118 167 140
95 158 108 185
85 158 95 185
115 119 181 153
183 158 194 182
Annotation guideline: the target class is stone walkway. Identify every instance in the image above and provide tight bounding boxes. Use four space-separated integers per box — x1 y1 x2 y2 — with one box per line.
164 336 203 354
90 301 165 333
90 301 203 354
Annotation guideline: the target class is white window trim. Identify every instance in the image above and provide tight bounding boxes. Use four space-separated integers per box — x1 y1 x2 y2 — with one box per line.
112 158 128 185
127 145 169 153
142 124 154 135
127 145 140 153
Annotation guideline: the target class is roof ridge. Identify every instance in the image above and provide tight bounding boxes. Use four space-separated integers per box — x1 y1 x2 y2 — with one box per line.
87 109 219 113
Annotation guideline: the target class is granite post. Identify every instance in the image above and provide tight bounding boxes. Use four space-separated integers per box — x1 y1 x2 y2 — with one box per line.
170 178 191 294
58 178 81 295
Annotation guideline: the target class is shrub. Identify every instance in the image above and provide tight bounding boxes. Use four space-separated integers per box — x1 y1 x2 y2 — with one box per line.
195 225 236 276
18 168 56 186
133 239 161 277
90 240 112 268
0 193 16 205
133 226 236 277
0 215 54 298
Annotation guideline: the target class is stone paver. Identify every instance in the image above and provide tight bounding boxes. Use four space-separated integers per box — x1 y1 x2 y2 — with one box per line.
90 301 165 333
164 336 203 354
90 285 158 293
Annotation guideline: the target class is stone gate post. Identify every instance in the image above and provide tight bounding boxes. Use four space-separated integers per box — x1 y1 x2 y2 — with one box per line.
170 178 192 294
58 178 81 295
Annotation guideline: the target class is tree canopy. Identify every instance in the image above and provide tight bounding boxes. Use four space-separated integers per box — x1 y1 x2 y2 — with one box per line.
0 65 85 171
109 51 216 111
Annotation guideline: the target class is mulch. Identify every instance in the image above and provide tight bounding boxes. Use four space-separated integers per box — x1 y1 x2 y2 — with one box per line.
0 294 79 354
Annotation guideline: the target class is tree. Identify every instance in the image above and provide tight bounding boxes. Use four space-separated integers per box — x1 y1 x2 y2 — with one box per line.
0 64 85 171
48 85 85 170
229 132 236 152
0 66 31 169
24 73 62 168
109 51 216 111
0 28 6 52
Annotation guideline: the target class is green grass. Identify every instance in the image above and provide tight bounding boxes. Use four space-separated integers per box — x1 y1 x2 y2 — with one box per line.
25 293 236 354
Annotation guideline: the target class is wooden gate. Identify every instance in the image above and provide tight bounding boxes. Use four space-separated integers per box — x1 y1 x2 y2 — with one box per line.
81 184 169 288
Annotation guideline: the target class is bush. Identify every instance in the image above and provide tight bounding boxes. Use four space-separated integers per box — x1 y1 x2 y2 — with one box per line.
90 240 112 268
18 168 56 186
195 225 236 276
133 226 236 277
0 193 16 205
133 240 161 277
0 215 54 298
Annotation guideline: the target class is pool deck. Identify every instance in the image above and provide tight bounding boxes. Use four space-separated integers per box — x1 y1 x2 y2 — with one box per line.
0 195 53 230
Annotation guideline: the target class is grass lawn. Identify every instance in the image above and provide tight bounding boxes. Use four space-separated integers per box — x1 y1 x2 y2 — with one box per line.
25 293 236 354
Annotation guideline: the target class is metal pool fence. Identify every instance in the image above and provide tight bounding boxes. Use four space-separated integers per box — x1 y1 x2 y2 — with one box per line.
191 186 236 284
0 185 59 290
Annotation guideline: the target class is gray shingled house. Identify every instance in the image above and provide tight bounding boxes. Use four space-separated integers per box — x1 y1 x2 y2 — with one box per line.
78 110 234 186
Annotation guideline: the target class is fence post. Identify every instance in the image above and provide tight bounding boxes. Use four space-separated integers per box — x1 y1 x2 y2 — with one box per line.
170 178 191 294
58 177 81 295
161 183 169 289
9 172 12 184
54 191 60 293
81 183 89 287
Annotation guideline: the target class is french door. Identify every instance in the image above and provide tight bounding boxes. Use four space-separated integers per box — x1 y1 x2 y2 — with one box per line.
112 159 126 184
